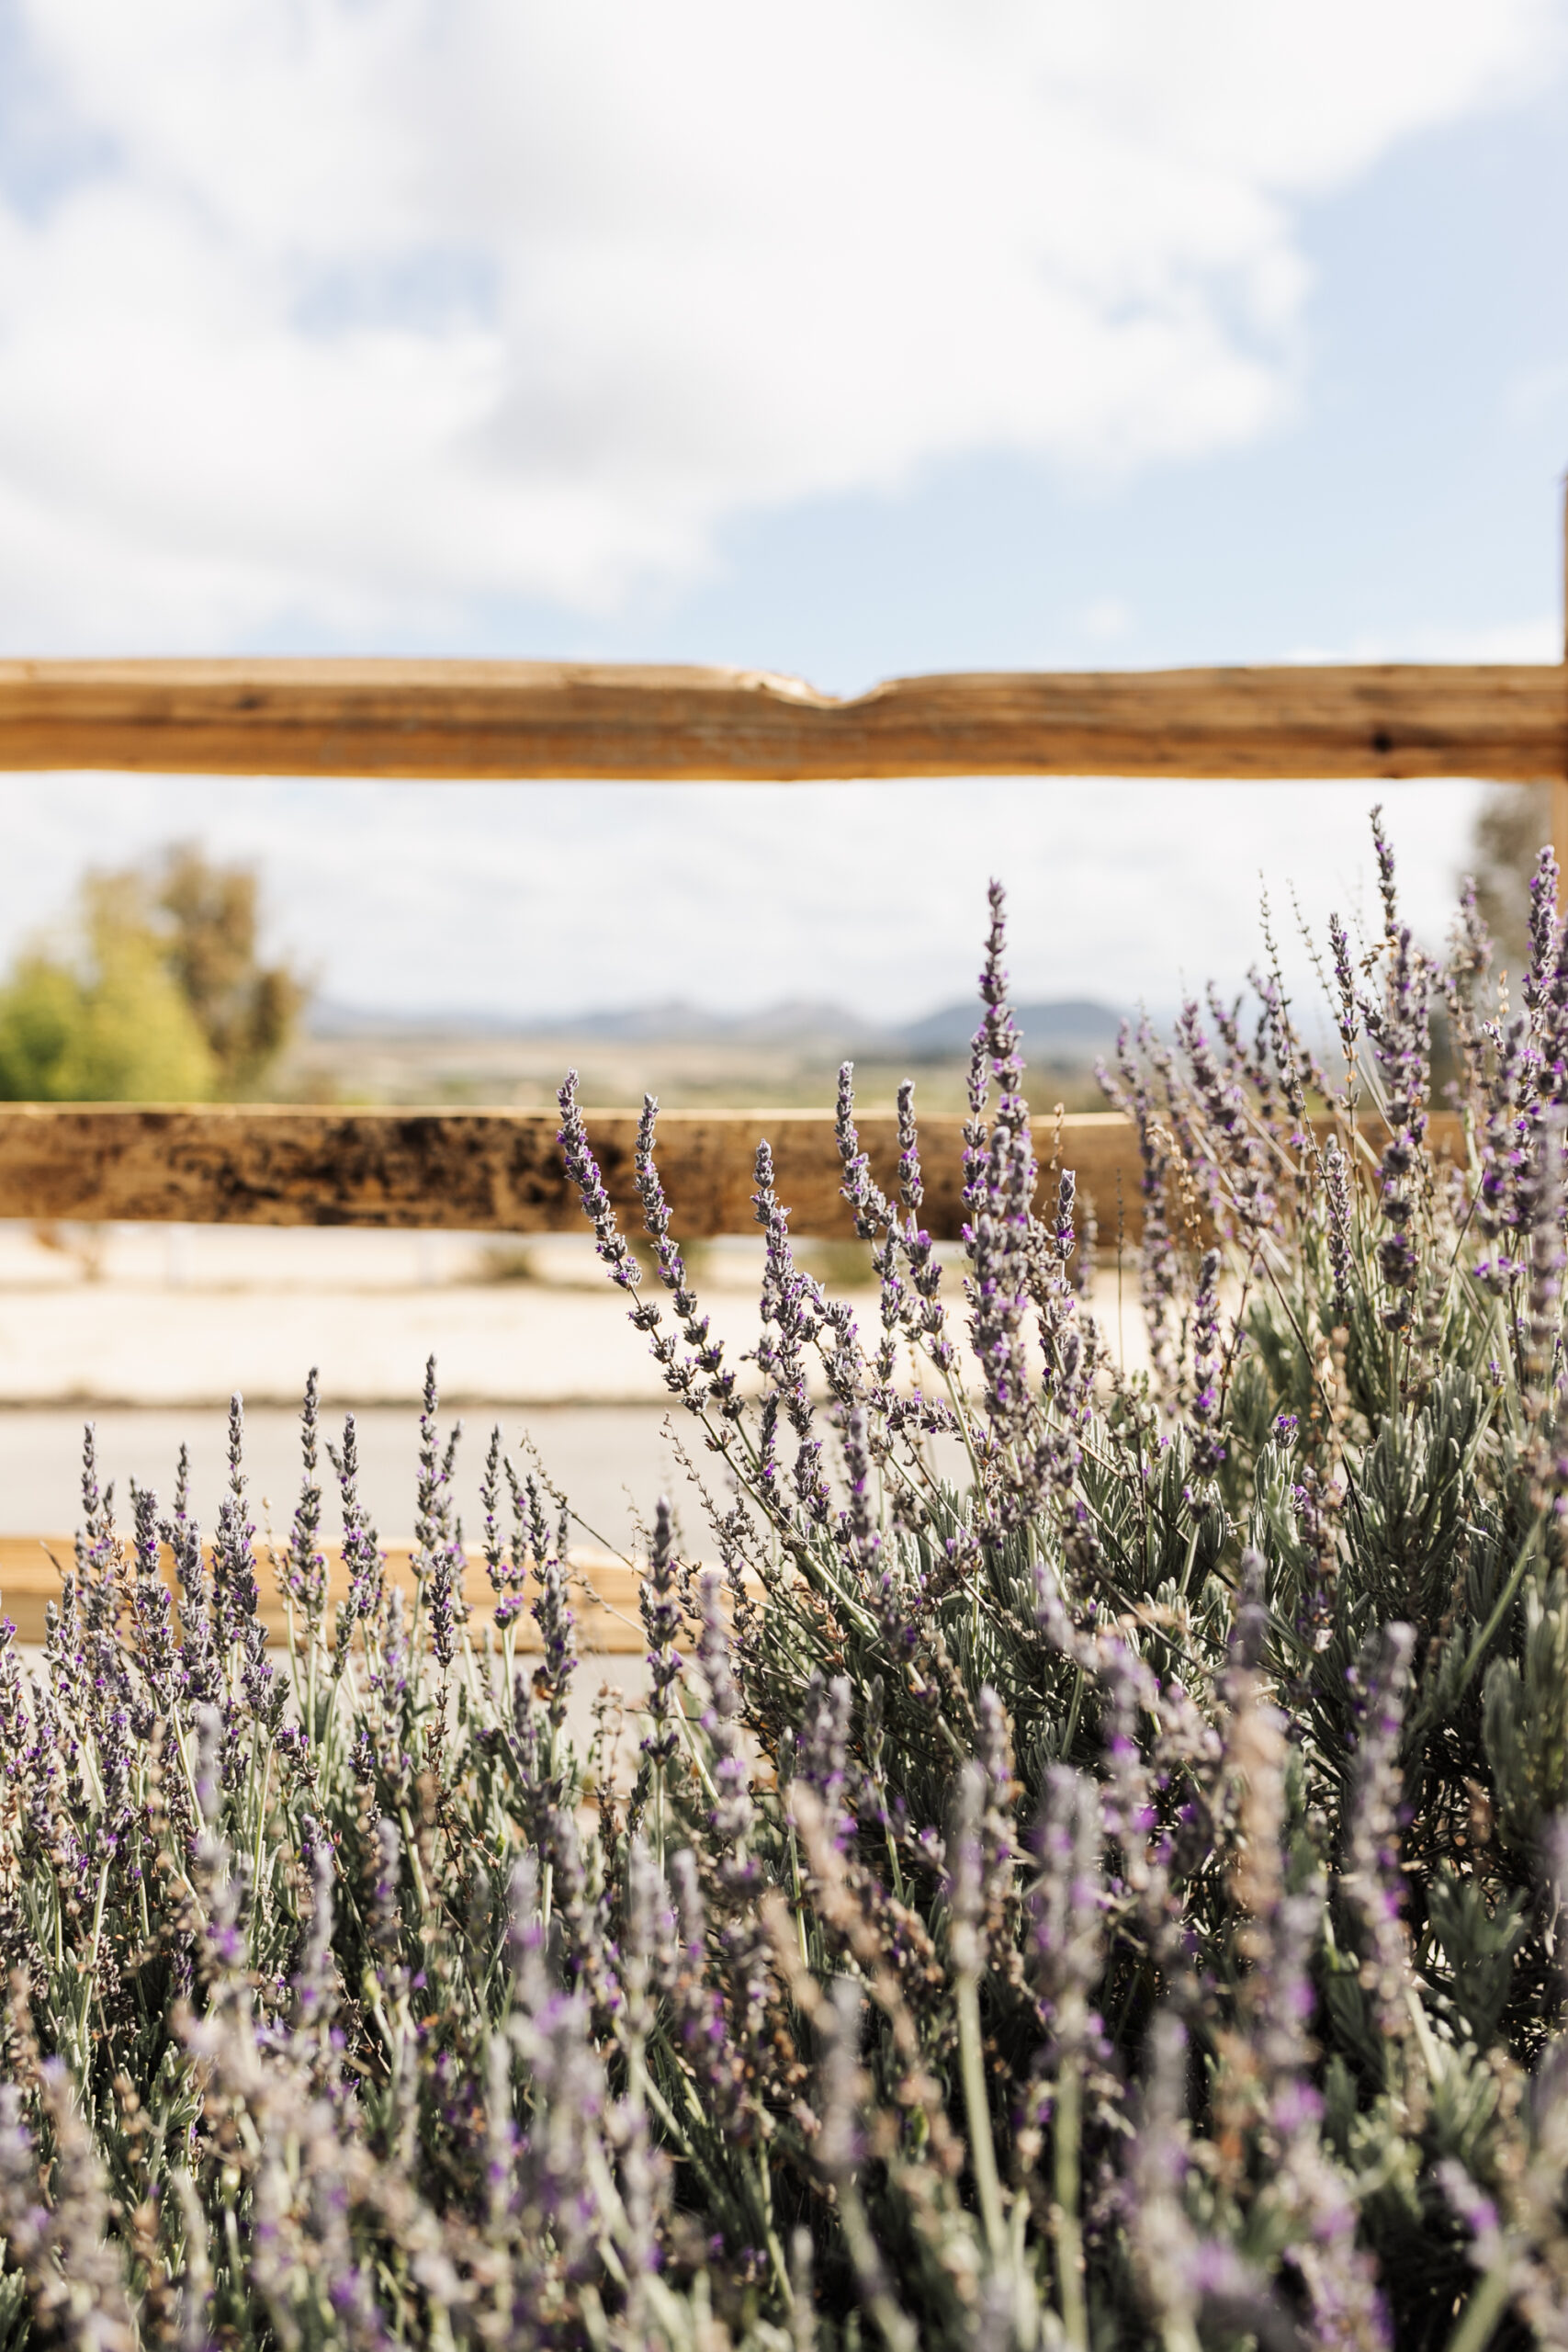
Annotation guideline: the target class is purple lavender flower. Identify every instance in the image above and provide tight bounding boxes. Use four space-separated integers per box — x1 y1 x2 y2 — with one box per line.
696 1568 754 1873
1325 1135 1355 1326
838 1063 954 1385
294 1821 339 2037
479 1426 527 1629
795 1673 852 1847
1327 910 1359 1089
328 1412 385 1647
0 2062 136 2351
562 1069 746 1430
212 1394 259 1651
160 1451 220 1713
811 1978 918 2352
74 1419 118 1597
526 1476 577 1736
1442 876 1495 1114
1343 1622 1416 2043
412 1356 467 1668
1188 1248 1227 1478
751 1140 835 1525
1100 1017 1179 1392
1175 999 1275 1232
637 1496 683 1851
283 1367 328 1622
1029 1765 1103 2044
637 1093 739 1417
367 1815 403 1953
837 1059 891 1240
895 1079 955 1361
509 1882 608 2288
960 885 1041 1464
0 1616 31 1775
1522 1108 1568 1400
558 1069 643 1296
667 1845 736 2108
1524 845 1563 1036
1359 814 1431 1330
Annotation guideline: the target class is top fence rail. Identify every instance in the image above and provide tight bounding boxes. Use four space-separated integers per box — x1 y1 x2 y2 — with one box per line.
0 657 1564 782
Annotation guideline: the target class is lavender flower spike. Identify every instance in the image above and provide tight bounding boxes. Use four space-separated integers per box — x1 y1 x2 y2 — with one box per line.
1343 1622 1417 2044
1188 1247 1226 1478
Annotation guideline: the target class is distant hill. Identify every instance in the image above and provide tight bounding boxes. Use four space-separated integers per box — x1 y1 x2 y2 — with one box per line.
896 997 1124 1062
537 998 888 1048
308 992 1126 1064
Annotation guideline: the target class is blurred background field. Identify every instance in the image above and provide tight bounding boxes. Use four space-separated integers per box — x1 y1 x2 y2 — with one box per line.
286 994 1121 1114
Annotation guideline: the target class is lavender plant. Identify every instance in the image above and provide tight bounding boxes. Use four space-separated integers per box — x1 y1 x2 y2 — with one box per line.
2 817 1568 2349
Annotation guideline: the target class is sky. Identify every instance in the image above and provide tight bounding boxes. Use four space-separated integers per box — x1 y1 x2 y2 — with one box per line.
1 0 1566 1025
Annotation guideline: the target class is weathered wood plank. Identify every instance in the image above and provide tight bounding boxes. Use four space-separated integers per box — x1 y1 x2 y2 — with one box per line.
0 1104 1463 1243
0 1536 647 1648
0 1102 979 1237
0 659 1562 782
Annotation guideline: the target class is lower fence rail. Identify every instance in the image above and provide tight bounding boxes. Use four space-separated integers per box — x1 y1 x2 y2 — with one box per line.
0 1536 646 1649
0 1102 1464 1244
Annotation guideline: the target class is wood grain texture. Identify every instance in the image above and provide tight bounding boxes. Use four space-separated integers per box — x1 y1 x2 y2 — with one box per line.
0 1105 1463 1242
0 1102 972 1237
0 659 1562 782
0 1536 646 1647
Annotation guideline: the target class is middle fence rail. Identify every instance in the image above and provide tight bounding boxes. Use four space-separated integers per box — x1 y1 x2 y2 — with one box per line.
0 1102 1464 1242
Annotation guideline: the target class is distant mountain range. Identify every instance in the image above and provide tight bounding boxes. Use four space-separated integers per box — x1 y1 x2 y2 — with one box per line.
310 993 1127 1065
897 997 1125 1060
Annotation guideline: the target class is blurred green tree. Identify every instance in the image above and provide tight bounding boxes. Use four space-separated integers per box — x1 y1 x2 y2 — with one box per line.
153 843 309 1095
0 846 308 1102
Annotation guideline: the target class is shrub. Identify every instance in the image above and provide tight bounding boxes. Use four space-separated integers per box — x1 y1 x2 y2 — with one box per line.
153 843 310 1098
2 812 1568 2348
0 845 308 1102
0 871 215 1101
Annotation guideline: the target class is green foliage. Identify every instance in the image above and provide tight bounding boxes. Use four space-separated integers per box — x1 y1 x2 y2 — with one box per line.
155 842 309 1095
0 844 307 1101
0 875 216 1099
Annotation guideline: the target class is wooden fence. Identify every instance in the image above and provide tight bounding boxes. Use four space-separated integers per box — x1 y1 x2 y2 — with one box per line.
1 654 1563 783
0 1100 1466 1246
0 642 1562 1243
0 627 1558 1613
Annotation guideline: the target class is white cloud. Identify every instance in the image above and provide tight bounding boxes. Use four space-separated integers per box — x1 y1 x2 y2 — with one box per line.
0 768 1495 1033
1082 596 1134 646
0 0 1559 646
1284 616 1563 663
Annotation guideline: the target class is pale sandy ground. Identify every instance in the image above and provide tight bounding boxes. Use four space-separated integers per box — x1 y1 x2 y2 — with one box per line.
0 1220 1149 1545
0 1221 1148 1415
